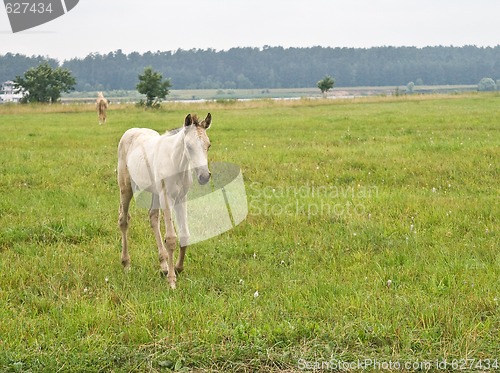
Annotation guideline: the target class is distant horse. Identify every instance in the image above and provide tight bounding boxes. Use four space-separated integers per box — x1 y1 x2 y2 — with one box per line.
96 92 108 124
117 113 212 289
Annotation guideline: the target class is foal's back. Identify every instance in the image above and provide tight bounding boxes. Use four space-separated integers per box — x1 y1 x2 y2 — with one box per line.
117 128 161 192
118 128 160 152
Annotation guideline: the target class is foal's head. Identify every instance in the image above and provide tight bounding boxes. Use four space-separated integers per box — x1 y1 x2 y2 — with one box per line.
184 113 212 185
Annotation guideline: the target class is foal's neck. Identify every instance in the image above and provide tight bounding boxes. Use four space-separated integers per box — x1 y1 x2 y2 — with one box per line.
161 127 190 171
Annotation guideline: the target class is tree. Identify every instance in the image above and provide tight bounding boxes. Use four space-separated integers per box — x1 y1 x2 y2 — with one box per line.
477 77 497 92
136 67 171 107
14 62 76 103
317 75 335 96
406 81 415 93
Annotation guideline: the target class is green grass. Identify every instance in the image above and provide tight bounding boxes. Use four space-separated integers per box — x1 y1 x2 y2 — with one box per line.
0 94 499 371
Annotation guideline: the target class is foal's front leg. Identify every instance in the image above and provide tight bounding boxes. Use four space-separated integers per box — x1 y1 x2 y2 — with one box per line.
149 195 169 276
174 198 189 274
162 208 177 289
160 184 178 289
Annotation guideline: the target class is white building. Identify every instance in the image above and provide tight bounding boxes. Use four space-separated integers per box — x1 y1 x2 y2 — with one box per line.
0 81 24 103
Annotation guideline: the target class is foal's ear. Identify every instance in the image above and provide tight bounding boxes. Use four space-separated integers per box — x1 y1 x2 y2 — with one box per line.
184 114 193 127
203 113 212 129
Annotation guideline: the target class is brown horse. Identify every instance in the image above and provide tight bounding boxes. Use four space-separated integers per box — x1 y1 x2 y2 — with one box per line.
96 92 108 124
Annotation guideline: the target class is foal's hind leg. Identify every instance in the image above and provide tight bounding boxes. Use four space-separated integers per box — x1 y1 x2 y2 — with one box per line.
118 179 133 269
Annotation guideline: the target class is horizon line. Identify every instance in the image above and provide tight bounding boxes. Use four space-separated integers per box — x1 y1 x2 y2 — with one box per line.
3 43 500 62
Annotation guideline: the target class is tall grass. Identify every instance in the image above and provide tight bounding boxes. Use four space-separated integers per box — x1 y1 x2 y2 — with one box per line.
0 94 498 371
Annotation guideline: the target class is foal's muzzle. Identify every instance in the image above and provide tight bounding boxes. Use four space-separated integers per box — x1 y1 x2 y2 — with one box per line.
198 170 211 185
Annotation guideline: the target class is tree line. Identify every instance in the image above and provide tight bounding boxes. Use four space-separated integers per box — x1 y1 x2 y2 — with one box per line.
1 46 500 91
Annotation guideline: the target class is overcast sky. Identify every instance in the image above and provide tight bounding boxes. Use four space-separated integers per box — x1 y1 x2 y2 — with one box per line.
1 0 499 61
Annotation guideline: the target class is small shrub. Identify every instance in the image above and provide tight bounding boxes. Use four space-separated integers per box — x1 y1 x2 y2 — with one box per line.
477 77 496 91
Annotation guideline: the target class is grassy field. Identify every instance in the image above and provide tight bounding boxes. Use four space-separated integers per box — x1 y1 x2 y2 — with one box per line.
0 94 498 371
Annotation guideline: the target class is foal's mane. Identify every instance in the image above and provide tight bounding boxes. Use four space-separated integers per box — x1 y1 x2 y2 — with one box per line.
165 127 183 136
165 114 200 136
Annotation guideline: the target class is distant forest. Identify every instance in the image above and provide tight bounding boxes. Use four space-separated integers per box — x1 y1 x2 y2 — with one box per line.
1 46 500 91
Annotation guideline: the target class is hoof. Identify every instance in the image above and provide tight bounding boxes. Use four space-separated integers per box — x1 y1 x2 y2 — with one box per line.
161 268 183 276
160 270 177 289
121 259 131 271
167 275 177 289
